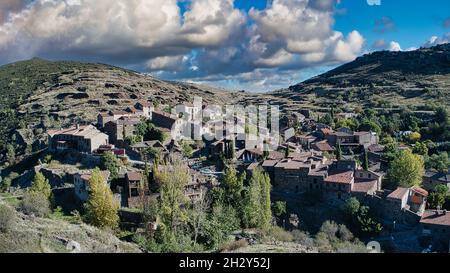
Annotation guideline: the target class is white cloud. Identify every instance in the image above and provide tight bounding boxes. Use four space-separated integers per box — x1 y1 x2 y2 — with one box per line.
0 0 366 91
424 33 450 47
389 41 401 51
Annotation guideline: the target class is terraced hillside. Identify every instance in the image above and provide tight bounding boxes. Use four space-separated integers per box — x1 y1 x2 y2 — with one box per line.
272 43 450 111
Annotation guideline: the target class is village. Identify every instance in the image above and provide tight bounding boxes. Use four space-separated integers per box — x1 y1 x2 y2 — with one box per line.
7 95 446 253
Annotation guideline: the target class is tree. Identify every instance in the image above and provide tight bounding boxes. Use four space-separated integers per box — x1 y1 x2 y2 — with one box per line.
362 149 369 171
200 204 240 250
407 132 421 143
31 171 52 202
426 152 450 173
272 201 287 218
412 142 428 156
359 120 381 135
100 152 121 180
84 168 119 229
435 106 449 125
157 162 190 232
428 185 449 209
242 167 271 230
6 144 15 165
341 197 361 216
222 166 244 207
336 141 342 160
387 149 425 188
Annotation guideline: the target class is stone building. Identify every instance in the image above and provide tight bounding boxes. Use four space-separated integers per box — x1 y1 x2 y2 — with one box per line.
73 170 110 202
104 117 141 145
48 125 109 154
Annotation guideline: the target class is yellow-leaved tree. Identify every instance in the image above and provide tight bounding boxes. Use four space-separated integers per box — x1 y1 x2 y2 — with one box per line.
31 171 52 201
84 168 119 229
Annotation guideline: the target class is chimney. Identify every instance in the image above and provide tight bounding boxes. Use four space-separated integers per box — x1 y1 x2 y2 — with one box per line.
76 124 80 129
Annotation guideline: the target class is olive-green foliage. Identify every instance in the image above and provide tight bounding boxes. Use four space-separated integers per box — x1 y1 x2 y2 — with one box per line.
84 168 119 229
387 149 425 187
100 152 121 180
0 204 16 232
19 191 51 217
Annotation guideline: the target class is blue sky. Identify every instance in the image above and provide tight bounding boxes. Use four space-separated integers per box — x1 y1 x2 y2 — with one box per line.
0 0 449 92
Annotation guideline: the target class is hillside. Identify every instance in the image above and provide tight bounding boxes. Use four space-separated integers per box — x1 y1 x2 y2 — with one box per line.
272 43 450 111
0 58 244 155
0 201 141 253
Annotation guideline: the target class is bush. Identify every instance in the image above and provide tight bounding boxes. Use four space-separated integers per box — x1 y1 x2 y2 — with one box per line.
291 230 315 248
19 191 51 217
219 239 249 252
266 226 293 242
0 204 16 232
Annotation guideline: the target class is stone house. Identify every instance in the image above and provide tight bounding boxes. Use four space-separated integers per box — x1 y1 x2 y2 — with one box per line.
73 170 110 202
48 125 109 154
104 116 141 145
420 210 450 244
423 169 450 192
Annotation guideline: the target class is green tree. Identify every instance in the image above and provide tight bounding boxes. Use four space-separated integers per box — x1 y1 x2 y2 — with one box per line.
359 120 381 135
426 152 450 173
387 149 425 188
272 201 287 218
157 162 190 232
222 166 244 207
6 144 15 165
100 152 121 180
31 171 52 202
428 185 449 209
341 197 361 216
200 204 240 250
84 168 119 229
243 167 272 230
362 149 369 171
412 142 428 156
336 141 342 160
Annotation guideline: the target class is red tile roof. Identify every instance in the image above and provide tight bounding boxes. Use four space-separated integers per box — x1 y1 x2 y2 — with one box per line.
127 171 142 182
387 187 409 200
411 186 429 197
313 141 334 152
352 179 377 194
420 210 450 226
324 170 354 184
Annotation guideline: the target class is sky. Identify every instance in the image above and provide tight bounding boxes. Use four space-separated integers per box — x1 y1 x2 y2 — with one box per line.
0 0 449 92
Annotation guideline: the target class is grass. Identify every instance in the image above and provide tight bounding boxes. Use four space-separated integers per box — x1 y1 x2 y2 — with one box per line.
0 192 20 206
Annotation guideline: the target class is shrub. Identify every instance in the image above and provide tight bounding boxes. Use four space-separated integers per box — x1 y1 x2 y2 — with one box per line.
0 204 16 232
266 226 293 242
19 191 51 217
219 239 249 252
291 229 315 248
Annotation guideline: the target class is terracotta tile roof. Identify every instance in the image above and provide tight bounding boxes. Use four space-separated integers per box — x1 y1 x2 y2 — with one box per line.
411 186 429 197
126 171 143 182
276 160 310 170
267 151 284 160
324 170 354 184
352 179 377 193
368 144 385 153
262 160 279 167
387 187 409 200
313 141 334 152
420 210 450 226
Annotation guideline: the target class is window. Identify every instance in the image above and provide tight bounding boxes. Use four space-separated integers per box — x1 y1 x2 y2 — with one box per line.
368 174 372 179
360 173 363 178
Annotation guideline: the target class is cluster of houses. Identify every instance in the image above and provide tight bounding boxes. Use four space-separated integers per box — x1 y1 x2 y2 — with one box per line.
43 101 450 249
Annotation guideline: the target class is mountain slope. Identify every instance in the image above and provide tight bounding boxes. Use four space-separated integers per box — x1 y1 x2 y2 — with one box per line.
0 58 241 154
272 43 450 111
